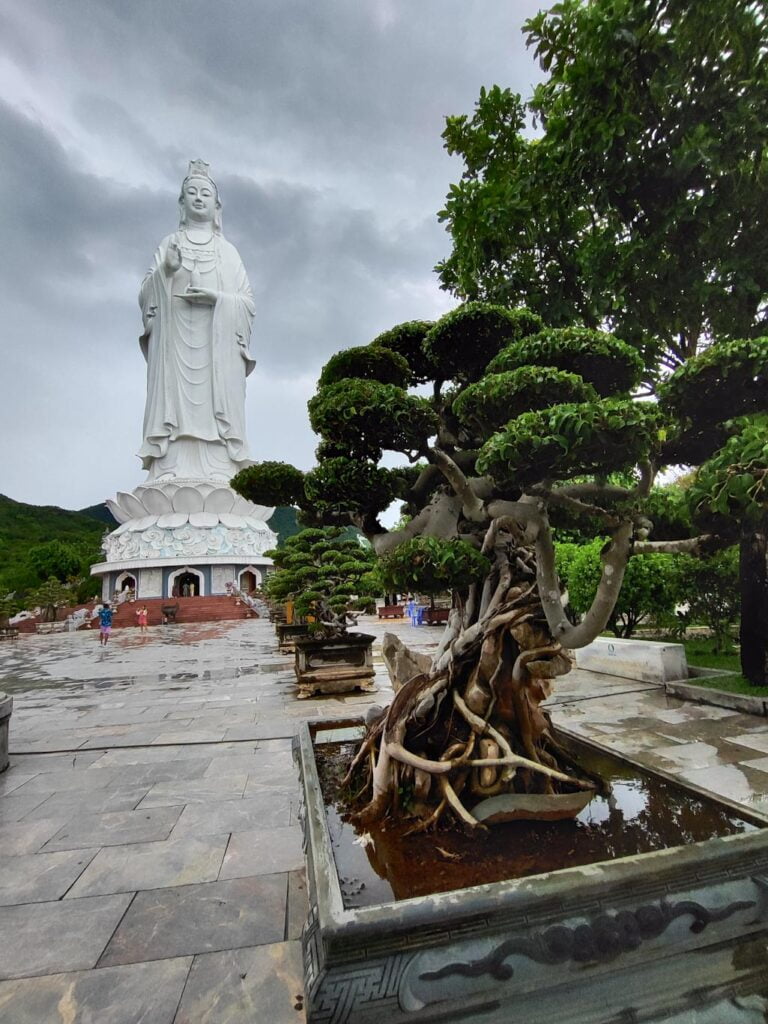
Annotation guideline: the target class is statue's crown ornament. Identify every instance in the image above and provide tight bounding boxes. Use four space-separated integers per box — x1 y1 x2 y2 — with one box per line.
186 158 213 181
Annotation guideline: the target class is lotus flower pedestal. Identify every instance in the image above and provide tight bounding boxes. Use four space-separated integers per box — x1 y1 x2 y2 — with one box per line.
90 480 277 601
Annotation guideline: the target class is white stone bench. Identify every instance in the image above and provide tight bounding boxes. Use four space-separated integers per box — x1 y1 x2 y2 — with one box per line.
574 636 687 683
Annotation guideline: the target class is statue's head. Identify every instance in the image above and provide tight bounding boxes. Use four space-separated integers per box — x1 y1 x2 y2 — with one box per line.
178 159 222 233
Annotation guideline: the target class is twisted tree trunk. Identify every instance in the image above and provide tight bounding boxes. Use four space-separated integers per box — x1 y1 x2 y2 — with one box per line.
347 540 600 831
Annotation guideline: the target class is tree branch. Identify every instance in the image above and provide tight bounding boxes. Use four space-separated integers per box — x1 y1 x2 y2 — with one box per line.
370 491 463 555
536 514 634 649
529 486 621 528
632 535 714 556
429 446 486 522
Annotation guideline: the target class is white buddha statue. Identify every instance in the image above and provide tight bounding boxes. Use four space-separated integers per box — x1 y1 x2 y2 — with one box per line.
138 160 256 482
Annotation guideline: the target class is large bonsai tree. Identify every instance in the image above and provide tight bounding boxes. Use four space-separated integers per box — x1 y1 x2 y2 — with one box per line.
264 527 377 637
234 305 768 829
436 0 768 684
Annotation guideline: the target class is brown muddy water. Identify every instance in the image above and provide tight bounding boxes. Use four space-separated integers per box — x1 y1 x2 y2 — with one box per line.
316 741 761 909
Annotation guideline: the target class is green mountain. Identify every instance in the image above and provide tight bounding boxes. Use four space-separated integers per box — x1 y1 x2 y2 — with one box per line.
0 493 302 594
266 506 301 546
0 494 109 593
78 503 119 528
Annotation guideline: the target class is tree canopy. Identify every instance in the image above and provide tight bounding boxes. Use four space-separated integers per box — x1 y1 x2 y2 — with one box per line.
265 527 377 634
437 0 768 371
232 0 768 828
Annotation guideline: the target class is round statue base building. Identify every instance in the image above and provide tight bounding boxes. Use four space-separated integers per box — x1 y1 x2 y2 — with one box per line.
91 479 277 600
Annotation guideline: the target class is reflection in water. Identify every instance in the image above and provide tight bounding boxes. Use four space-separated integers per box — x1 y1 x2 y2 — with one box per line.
319 743 760 909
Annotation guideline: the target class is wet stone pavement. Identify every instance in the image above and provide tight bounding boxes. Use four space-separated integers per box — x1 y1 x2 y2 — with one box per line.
0 617 767 1022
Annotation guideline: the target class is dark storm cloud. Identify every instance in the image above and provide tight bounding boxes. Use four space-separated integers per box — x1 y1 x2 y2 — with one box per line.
219 173 448 371
0 99 167 299
0 0 549 508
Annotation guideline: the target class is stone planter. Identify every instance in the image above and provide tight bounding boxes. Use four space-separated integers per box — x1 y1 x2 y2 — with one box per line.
294 633 375 699
377 605 404 619
0 692 12 773
276 622 311 654
294 716 768 1024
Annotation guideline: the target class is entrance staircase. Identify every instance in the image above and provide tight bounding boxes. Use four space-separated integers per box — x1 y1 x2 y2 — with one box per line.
98 596 258 629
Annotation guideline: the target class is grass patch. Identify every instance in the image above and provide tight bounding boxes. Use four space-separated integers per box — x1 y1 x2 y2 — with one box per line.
684 673 768 698
681 639 768 696
649 635 768 698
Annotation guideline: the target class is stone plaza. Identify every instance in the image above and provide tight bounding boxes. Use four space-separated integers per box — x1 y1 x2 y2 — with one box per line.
1 617 768 1021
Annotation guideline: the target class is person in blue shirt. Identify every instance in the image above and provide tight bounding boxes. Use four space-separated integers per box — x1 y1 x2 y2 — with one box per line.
98 603 114 646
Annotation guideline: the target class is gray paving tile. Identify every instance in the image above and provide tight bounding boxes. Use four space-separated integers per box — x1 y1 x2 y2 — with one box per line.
136 774 248 809
99 874 287 966
42 805 184 852
202 753 270 776
0 818 66 856
728 732 768 754
101 758 213 788
243 775 301 801
93 746 208 766
10 736 89 754
0 956 192 1023
222 724 263 741
23 787 150 822
0 848 97 905
9 751 106 772
286 868 308 941
0 893 133 979
152 729 226 744
67 834 229 897
0 791 53 822
171 793 291 836
173 941 304 1024
219 826 303 879
0 772 37 796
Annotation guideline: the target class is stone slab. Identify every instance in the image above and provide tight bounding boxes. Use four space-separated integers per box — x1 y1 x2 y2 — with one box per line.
23 787 150 822
135 773 248 809
0 818 67 856
171 792 291 836
0 893 133 979
574 636 687 682
0 848 97 905
0 956 192 1024
98 873 287 966
0 772 36 796
42 804 183 851
219 825 304 879
67 833 229 897
173 940 304 1024
286 868 308 942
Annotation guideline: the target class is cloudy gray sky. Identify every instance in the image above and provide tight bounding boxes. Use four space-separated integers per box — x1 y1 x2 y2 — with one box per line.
0 0 548 512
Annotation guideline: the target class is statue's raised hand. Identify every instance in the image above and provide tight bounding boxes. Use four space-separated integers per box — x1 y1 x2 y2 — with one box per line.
165 240 182 274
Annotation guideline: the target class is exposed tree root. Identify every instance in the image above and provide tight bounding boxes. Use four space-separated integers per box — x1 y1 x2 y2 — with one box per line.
350 538 602 831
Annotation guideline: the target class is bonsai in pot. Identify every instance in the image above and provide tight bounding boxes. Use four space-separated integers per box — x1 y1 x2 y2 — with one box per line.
233 303 768 830
263 527 379 693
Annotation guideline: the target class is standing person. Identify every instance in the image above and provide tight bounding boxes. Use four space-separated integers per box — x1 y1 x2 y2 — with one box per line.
135 604 149 633
98 602 114 646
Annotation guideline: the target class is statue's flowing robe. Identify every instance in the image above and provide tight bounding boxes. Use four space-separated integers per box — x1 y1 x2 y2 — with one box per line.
138 232 256 479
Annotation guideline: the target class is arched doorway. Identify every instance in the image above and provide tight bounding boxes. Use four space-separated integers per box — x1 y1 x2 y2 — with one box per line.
115 572 137 594
168 566 205 598
239 569 258 594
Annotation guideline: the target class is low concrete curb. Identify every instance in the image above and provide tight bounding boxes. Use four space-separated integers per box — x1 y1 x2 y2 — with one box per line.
0 692 12 772
665 667 768 718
